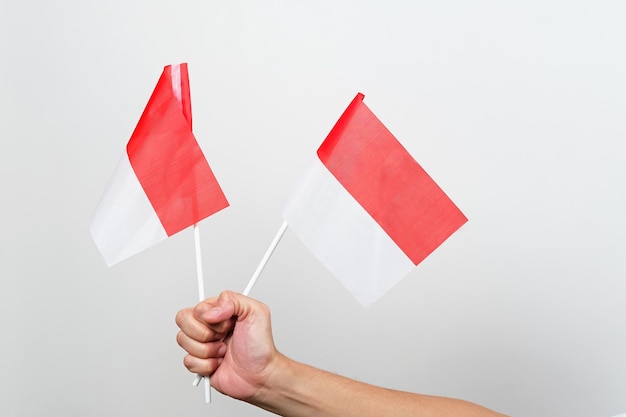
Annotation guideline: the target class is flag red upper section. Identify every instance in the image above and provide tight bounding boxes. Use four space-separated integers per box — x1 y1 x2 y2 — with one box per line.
126 64 228 236
317 93 467 265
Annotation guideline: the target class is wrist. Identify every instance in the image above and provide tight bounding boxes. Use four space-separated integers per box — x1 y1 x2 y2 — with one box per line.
247 351 286 404
248 353 339 417
248 352 307 413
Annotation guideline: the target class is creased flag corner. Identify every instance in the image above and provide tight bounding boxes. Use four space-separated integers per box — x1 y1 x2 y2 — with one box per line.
282 92 467 307
90 63 229 267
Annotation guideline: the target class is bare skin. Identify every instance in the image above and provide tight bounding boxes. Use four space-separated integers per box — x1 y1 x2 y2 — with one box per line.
176 290 508 417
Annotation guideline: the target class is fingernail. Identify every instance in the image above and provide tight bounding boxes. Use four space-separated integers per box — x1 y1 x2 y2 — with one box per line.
217 344 227 356
200 306 221 320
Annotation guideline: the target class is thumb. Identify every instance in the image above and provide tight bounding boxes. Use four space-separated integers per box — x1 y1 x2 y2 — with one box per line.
193 291 245 322
196 290 266 326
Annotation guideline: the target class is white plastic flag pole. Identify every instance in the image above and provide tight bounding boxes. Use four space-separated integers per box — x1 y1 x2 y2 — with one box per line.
191 221 288 402
192 224 212 403
243 221 288 296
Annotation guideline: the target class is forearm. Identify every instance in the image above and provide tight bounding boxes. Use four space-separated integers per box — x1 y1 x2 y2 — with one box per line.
251 355 507 417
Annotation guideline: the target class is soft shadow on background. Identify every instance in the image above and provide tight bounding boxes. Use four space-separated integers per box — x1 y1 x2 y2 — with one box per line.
1 1 625 416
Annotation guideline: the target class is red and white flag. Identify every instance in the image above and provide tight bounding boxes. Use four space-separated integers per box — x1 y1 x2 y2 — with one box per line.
282 93 467 306
91 63 229 266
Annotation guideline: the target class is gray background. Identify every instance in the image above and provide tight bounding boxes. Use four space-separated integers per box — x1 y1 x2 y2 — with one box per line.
1 1 625 416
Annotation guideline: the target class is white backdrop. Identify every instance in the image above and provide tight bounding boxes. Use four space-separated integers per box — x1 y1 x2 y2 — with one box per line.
1 1 625 416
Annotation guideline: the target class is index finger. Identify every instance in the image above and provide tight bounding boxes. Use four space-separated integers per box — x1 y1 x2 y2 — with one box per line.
175 307 229 343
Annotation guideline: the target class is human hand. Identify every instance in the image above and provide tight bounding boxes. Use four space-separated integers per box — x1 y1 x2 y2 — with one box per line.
175 290 281 401
176 292 509 417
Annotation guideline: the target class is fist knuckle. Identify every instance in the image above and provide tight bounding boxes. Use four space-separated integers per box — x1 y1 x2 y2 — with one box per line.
175 309 189 327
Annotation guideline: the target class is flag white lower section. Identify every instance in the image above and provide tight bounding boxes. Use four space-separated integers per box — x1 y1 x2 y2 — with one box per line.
90 152 168 266
282 157 415 307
